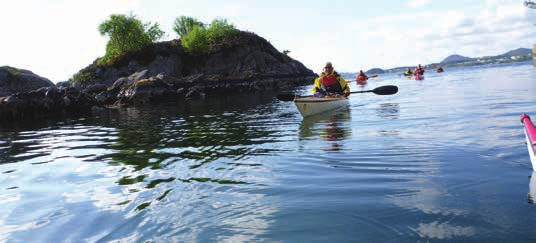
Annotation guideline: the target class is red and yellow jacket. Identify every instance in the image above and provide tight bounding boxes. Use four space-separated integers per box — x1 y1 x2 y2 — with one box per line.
312 70 350 95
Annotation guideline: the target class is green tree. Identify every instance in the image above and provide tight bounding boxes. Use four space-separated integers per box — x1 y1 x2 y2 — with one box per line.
98 13 164 64
173 16 205 38
181 25 209 55
206 18 239 43
145 22 165 42
180 17 239 55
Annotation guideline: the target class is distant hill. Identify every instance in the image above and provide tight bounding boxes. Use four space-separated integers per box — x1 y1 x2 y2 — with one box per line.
340 47 533 77
496 48 532 58
441 54 473 64
366 68 385 74
383 47 533 74
437 47 533 68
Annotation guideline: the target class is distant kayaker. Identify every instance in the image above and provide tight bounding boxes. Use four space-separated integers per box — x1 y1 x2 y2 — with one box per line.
436 65 444 73
356 70 369 83
415 64 425 75
404 68 413 76
313 62 350 97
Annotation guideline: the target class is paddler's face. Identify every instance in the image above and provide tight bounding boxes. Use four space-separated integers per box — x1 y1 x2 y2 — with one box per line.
324 66 333 73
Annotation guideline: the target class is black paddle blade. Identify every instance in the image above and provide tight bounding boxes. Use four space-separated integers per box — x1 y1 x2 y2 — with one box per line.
372 85 398 95
276 93 298 101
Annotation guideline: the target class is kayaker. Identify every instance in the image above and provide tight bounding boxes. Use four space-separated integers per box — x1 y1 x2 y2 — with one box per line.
356 70 368 83
415 64 425 75
436 65 444 73
404 68 413 76
313 62 350 97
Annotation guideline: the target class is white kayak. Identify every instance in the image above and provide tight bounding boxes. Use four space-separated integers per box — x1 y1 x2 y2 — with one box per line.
276 85 398 117
294 96 349 117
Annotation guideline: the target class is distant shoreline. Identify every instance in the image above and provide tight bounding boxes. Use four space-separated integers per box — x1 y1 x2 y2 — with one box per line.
341 60 533 78
343 47 534 75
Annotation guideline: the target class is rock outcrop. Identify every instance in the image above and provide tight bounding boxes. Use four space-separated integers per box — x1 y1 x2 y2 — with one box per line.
1 31 317 121
73 31 314 89
0 66 55 97
0 86 99 121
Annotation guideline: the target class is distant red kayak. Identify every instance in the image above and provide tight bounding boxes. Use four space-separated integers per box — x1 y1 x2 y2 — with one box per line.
355 79 367 85
356 75 368 81
521 114 536 171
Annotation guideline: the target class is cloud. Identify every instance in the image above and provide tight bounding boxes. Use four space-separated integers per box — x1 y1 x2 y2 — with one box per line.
407 0 432 8
328 0 535 71
439 2 535 54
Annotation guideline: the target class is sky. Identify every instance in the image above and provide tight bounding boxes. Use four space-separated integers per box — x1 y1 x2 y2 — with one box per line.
1 0 535 82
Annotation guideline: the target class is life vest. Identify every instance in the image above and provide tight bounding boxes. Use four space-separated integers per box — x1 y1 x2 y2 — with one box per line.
322 75 343 93
322 75 337 86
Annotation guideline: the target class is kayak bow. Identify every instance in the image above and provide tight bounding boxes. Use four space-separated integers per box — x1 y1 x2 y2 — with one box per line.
521 114 536 170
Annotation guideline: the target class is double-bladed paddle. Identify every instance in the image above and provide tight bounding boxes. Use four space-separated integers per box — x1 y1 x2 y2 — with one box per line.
276 85 398 102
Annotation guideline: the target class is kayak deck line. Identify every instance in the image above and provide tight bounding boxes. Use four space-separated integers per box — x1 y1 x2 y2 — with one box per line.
294 97 347 103
521 114 536 171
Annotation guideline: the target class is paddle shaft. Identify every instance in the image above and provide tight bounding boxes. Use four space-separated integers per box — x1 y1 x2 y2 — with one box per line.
355 74 378 81
276 85 398 101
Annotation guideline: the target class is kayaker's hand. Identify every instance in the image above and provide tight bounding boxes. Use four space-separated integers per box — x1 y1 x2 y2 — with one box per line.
344 91 350 97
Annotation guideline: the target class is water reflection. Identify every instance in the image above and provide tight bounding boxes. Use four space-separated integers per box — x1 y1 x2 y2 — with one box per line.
299 110 351 139
528 171 536 204
389 184 476 240
320 115 350 142
0 92 286 242
299 110 351 151
355 80 368 88
413 221 476 239
375 103 399 120
102 97 283 240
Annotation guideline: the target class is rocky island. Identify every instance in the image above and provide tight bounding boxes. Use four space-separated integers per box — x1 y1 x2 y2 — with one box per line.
0 31 316 122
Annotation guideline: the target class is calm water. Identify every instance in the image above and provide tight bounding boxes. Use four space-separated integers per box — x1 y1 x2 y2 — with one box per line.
1 62 536 242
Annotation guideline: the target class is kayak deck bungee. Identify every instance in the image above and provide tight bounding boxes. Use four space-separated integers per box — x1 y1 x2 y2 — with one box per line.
294 96 349 117
521 114 536 171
